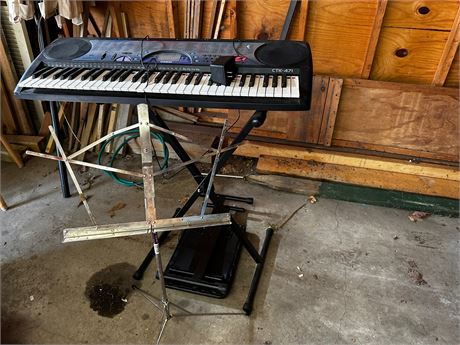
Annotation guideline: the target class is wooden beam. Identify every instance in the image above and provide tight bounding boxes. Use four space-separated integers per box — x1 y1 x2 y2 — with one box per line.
295 0 309 41
45 102 68 153
76 103 98 160
257 155 459 199
108 3 124 38
361 0 388 79
206 0 219 39
1 78 18 134
0 134 24 168
318 77 343 146
5 135 44 152
433 6 460 86
237 142 460 181
0 29 33 134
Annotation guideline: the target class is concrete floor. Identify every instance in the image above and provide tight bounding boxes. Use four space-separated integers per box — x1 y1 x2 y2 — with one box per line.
1 157 459 344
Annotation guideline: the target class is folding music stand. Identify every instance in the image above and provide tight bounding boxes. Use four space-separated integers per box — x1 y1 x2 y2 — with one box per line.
27 103 273 343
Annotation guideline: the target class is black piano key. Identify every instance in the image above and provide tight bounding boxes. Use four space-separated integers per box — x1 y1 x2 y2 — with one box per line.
207 78 214 86
154 71 166 83
132 70 145 82
102 69 117 81
68 68 85 80
32 66 51 78
141 70 155 83
81 69 97 81
248 74 256 87
110 69 126 82
239 74 247 87
281 74 287 88
262 75 269 87
118 69 132 82
89 69 107 81
41 67 60 78
171 72 182 84
194 73 204 85
53 68 70 79
59 68 78 79
272 75 278 88
162 71 174 84
184 73 195 85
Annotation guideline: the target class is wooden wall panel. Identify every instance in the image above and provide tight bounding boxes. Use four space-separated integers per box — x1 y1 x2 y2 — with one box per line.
332 79 459 161
118 2 171 38
304 0 379 77
370 28 449 84
383 0 460 30
445 50 459 88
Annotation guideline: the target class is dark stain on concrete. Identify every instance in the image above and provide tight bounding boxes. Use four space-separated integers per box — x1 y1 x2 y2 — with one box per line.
85 262 137 318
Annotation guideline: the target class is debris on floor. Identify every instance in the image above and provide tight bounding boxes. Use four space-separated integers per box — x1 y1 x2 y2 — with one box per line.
307 195 317 204
408 211 431 222
108 202 127 218
407 260 427 285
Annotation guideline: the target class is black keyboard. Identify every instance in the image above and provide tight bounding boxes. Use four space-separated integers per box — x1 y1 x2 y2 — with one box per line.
15 38 313 110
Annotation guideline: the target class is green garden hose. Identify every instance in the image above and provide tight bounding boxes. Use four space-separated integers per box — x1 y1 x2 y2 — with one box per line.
97 129 168 187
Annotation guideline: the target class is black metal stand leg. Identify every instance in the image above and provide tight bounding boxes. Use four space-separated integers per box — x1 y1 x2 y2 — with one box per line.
242 227 273 315
50 101 71 198
134 110 267 280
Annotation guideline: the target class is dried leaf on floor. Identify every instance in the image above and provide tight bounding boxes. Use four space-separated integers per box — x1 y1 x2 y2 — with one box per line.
307 195 317 204
108 202 127 218
408 211 431 222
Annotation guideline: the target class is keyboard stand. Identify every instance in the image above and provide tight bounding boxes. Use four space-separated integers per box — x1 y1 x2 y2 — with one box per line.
134 106 273 315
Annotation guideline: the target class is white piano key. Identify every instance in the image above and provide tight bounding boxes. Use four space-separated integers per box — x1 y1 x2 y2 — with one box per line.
114 72 137 91
231 75 243 96
66 70 91 89
265 76 275 97
215 83 226 96
169 74 186 93
240 75 252 97
191 75 207 95
18 76 36 88
158 79 174 93
198 75 211 95
85 70 111 90
249 75 261 97
40 70 65 88
208 82 219 96
282 76 292 98
176 73 190 94
139 73 158 93
290 76 300 98
184 75 198 94
274 76 283 98
224 76 238 96
256 76 267 97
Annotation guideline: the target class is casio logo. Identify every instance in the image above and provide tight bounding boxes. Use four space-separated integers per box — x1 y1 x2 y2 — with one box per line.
272 68 294 73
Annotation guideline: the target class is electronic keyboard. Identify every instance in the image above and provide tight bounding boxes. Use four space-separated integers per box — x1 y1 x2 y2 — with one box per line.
15 38 313 110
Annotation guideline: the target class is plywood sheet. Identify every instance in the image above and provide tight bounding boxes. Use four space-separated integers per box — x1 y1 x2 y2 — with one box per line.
370 27 449 84
118 2 171 37
305 0 379 77
332 79 459 161
383 0 460 30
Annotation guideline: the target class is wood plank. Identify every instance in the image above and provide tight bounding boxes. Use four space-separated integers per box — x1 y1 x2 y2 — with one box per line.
4 135 44 152
370 27 450 84
0 29 33 134
246 174 321 196
432 7 460 86
77 103 98 160
318 77 343 146
213 0 226 39
305 0 380 77
95 104 108 151
445 50 459 88
0 134 24 168
206 0 219 39
39 112 52 137
361 0 388 78
155 106 198 122
67 103 79 151
108 3 124 38
257 155 459 199
166 0 180 38
220 0 237 39
333 79 459 160
45 102 69 154
112 104 133 155
383 0 460 30
1 78 18 134
121 12 129 37
105 104 119 153
237 142 460 181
